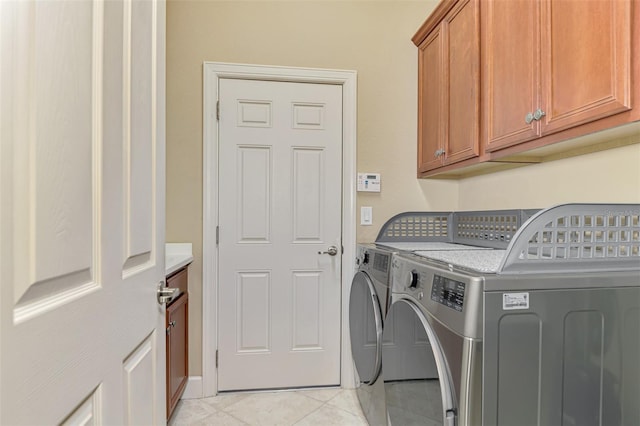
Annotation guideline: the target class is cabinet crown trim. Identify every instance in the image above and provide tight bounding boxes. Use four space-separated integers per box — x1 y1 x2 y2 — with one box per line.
412 0 462 46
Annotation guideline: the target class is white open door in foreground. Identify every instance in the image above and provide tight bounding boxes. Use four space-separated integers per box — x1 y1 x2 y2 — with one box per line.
0 0 167 423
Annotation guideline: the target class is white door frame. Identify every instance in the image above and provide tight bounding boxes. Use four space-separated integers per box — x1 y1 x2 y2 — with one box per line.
202 62 357 397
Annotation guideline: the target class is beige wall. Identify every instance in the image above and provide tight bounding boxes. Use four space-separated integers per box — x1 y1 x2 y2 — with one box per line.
167 0 640 377
457 143 640 210
166 0 456 376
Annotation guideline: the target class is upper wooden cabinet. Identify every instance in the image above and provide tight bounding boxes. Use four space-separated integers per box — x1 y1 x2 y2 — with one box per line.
414 0 480 174
482 0 633 153
415 0 639 178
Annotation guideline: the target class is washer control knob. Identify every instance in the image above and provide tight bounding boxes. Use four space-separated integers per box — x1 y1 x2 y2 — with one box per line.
362 252 370 265
408 270 419 289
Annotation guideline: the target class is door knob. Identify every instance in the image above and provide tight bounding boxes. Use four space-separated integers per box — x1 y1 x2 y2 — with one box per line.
157 282 179 305
318 246 339 256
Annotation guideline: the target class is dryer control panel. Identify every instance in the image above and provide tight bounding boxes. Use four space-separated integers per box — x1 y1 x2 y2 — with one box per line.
373 252 390 273
431 275 466 312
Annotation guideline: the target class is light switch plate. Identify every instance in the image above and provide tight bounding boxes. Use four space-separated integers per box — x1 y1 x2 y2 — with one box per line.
361 206 373 225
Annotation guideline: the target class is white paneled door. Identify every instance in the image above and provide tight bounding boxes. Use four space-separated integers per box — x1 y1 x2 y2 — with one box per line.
218 79 342 391
0 0 166 424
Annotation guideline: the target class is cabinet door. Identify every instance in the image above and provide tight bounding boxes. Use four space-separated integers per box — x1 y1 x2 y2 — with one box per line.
482 0 541 152
443 0 480 165
166 294 188 419
540 0 632 135
417 27 445 173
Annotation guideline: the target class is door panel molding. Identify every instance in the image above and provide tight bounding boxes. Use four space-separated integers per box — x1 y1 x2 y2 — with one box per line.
292 147 324 242
10 0 104 324
122 334 159 426
122 0 158 278
60 385 103 426
202 62 357 397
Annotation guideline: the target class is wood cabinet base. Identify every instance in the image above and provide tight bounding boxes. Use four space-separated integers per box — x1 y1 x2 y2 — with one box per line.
166 268 189 421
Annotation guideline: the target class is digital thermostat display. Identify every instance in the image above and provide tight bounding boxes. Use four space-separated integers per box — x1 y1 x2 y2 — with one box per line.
357 172 381 192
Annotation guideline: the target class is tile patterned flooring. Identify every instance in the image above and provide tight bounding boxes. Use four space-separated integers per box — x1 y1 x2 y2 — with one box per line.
168 388 368 426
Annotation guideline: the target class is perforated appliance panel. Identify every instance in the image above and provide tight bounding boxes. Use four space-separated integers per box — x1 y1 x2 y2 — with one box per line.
452 210 524 249
500 204 640 273
375 212 452 242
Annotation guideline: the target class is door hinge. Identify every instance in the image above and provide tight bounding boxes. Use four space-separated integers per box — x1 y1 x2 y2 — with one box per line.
216 225 219 245
215 349 219 368
216 100 220 121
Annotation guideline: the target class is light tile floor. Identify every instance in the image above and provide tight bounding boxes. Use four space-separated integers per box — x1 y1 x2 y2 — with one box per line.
168 388 368 426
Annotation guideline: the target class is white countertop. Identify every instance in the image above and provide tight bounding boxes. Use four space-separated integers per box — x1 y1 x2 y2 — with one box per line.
166 243 193 276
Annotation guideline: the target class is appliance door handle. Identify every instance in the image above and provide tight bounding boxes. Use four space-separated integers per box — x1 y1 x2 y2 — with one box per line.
363 279 384 385
370 292 384 384
445 409 456 426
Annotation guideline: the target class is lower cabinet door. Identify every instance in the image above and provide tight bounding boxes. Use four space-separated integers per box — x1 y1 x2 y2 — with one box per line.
167 293 189 419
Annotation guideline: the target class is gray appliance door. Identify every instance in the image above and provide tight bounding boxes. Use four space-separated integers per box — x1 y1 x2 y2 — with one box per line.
484 286 640 426
349 271 383 386
383 299 457 426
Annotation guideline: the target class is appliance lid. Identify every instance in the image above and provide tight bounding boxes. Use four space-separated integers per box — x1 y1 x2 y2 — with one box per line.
413 249 507 274
377 242 492 251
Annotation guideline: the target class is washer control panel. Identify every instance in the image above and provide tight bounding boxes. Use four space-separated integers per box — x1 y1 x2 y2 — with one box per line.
373 253 390 273
431 274 466 312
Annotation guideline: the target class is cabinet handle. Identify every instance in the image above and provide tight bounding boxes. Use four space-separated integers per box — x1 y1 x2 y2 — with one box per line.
434 149 445 158
533 108 546 121
525 112 535 124
170 320 176 327
525 109 546 124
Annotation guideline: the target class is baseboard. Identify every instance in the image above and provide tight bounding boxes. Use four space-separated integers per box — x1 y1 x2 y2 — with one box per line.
181 376 203 399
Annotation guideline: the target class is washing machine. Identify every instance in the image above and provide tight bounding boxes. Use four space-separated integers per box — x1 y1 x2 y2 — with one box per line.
350 242 491 426
383 203 640 426
349 210 526 426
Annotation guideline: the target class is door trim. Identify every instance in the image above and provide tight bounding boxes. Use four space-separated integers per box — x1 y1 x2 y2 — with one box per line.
202 62 357 397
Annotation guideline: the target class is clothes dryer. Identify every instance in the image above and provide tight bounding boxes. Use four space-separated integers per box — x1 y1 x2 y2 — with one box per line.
383 204 640 426
349 244 393 426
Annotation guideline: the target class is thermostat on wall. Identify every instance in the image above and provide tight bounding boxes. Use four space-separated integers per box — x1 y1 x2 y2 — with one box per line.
357 173 381 192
